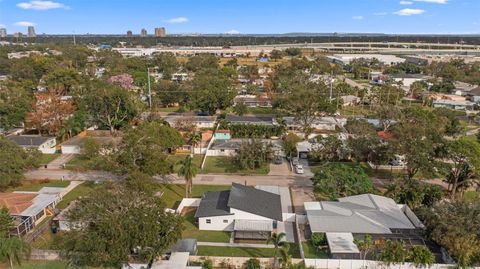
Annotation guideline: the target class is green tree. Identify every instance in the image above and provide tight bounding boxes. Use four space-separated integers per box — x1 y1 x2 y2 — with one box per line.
0 138 40 190
417 200 480 268
354 234 374 260
267 232 286 269
115 122 185 176
311 233 326 248
233 101 248 116
0 208 31 268
153 52 178 79
44 67 81 95
62 179 183 268
235 139 274 170
283 133 301 159
189 132 201 154
0 81 34 129
82 82 140 134
309 135 348 162
386 179 444 209
279 244 292 269
311 163 375 200
185 54 219 72
244 258 261 269
188 69 235 115
375 240 409 266
443 138 480 199
177 155 197 198
408 246 435 268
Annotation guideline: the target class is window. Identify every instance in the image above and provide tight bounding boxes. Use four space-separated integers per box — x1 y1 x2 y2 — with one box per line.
223 219 228 223
206 219 211 224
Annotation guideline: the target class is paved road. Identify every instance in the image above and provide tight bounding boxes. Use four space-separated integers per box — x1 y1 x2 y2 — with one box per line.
25 169 313 187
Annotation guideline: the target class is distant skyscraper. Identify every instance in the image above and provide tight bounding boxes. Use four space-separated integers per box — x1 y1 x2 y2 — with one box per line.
140 28 147 37
0 28 6 38
127 30 133 37
27 26 36 37
155 27 166 37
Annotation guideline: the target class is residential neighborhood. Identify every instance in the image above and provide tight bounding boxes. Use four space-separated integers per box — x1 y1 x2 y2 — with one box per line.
1 1 480 268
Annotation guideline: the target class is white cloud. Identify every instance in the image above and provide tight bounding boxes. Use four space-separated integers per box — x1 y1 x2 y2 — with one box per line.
166 17 189 24
394 8 426 16
413 0 448 3
225 29 240 35
373 12 388 16
352 16 364 20
14 21 36 26
400 1 413 4
17 1 69 10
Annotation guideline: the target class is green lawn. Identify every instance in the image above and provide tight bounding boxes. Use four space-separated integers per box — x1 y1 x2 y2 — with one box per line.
203 157 270 175
30 230 65 250
64 156 90 171
38 154 60 165
168 154 203 173
197 243 300 258
56 181 100 209
160 184 230 209
302 241 330 259
464 191 479 202
13 180 71 192
182 211 230 243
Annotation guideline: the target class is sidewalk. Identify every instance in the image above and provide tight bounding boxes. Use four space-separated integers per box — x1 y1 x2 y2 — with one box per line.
197 242 274 248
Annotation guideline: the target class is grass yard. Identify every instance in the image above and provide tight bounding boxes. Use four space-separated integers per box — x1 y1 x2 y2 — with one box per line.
159 184 230 209
168 154 203 173
464 191 479 202
182 211 230 243
203 157 270 175
38 154 60 165
302 241 330 259
13 180 71 192
56 181 100 209
197 243 300 258
64 155 90 171
30 230 66 250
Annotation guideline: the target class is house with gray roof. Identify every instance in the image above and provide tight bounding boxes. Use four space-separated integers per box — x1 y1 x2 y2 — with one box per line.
225 115 278 126
195 183 292 241
304 194 427 259
7 135 56 154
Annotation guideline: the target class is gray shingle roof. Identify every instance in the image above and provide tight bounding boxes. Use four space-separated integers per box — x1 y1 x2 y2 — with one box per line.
228 183 282 221
194 191 232 218
225 115 276 125
305 194 416 234
7 135 54 147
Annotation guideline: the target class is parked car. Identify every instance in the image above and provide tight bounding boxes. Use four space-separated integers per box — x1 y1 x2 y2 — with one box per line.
274 157 283 165
295 165 304 174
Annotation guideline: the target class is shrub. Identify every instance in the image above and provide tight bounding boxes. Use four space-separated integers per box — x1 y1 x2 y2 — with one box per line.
244 258 260 269
311 232 326 247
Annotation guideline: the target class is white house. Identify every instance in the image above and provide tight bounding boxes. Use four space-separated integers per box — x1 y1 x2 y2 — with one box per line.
194 183 295 242
7 135 56 154
284 117 347 132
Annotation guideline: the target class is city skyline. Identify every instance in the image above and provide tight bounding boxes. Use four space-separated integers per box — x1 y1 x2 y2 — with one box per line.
0 0 479 35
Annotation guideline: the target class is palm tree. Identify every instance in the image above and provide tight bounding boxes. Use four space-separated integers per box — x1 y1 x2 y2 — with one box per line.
0 237 31 268
266 232 286 269
177 155 197 198
189 132 201 155
278 244 292 268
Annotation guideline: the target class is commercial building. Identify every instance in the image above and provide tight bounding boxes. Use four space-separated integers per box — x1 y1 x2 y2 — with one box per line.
126 30 132 37
155 27 166 37
0 28 6 38
140 28 147 37
327 54 406 66
27 26 36 38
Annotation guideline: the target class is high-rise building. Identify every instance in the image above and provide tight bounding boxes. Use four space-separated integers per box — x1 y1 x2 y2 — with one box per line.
127 30 133 37
0 28 6 38
27 26 36 37
140 28 147 37
155 27 166 37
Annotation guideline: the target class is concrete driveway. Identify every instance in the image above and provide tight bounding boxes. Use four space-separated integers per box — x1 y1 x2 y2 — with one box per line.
291 186 315 214
268 158 292 176
298 158 314 178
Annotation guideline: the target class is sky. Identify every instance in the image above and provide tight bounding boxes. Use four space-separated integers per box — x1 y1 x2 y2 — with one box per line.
0 0 479 35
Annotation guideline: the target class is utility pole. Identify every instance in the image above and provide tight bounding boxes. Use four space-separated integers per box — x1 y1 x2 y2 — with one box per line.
147 67 152 109
329 72 334 103
72 30 76 45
